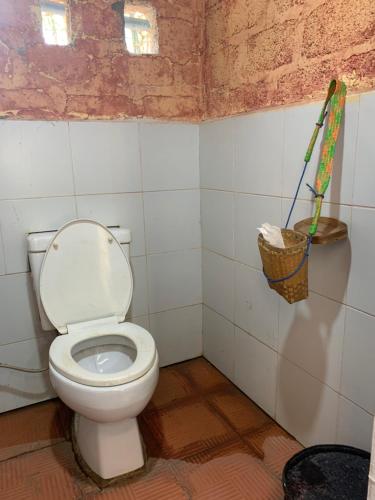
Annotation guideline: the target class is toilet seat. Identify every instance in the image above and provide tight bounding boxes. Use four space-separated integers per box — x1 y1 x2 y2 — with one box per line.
49 322 156 387
40 219 156 388
40 219 133 334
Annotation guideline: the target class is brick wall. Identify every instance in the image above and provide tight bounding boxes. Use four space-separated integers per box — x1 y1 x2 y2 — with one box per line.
1 0 374 121
0 0 205 120
205 0 375 119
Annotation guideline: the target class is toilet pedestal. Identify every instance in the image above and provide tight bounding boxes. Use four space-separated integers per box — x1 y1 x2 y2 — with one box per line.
74 414 145 480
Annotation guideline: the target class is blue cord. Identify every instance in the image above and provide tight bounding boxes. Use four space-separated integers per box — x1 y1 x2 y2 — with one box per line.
263 236 312 284
263 159 313 284
285 160 309 229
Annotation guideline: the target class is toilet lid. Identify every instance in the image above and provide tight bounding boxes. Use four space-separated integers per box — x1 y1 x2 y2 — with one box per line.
40 219 133 334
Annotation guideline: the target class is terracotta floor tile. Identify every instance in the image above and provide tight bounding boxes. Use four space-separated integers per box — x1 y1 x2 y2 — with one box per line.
0 358 301 499
0 483 36 500
178 358 231 393
208 388 272 435
0 441 96 499
147 367 196 411
184 439 256 465
0 400 65 461
244 423 303 478
175 451 283 499
90 459 188 500
140 400 236 459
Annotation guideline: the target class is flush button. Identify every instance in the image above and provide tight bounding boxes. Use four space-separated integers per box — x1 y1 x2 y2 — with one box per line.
108 237 113 244
53 243 58 250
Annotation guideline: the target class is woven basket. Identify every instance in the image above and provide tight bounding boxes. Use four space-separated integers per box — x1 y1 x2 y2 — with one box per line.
258 229 309 304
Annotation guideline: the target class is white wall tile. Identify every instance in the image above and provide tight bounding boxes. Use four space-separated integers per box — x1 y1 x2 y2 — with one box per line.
0 273 45 345
203 306 235 380
281 199 352 303
234 110 284 196
147 249 202 313
234 327 277 417
277 356 339 446
336 396 373 452
140 123 199 191
199 119 234 190
341 307 375 414
76 193 145 257
0 230 5 275
150 305 202 367
353 93 375 207
202 250 234 321
0 197 77 274
144 190 201 254
280 197 313 229
0 332 55 369
283 102 323 201
0 334 55 413
129 315 150 331
234 194 282 269
0 367 54 413
278 292 345 390
347 207 375 315
0 121 74 199
283 99 358 205
127 256 148 319
69 122 141 195
234 262 279 349
201 189 234 257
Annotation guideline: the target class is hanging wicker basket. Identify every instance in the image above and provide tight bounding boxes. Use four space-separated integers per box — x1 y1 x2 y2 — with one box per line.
258 229 309 304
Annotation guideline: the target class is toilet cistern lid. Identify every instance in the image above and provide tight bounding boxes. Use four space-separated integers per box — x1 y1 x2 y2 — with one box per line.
40 219 133 334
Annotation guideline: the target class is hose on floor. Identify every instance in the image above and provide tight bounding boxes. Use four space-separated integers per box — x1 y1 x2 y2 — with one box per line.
0 363 49 373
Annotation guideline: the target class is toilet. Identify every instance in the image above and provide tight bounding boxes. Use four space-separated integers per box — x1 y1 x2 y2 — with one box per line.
27 219 159 481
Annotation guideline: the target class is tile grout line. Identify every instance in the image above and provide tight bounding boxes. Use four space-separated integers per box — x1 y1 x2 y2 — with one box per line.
202 303 375 417
202 245 375 319
136 122 151 325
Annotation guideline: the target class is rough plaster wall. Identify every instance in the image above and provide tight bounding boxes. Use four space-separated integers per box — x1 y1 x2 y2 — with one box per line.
205 0 375 119
1 0 375 121
0 0 205 121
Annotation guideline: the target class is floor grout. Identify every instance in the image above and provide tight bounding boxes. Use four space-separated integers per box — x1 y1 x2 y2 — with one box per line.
0 357 301 499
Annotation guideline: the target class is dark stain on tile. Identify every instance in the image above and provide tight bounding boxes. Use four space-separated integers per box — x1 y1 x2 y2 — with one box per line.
0 358 301 498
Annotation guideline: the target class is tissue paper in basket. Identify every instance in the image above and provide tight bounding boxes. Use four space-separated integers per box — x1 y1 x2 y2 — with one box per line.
257 223 285 249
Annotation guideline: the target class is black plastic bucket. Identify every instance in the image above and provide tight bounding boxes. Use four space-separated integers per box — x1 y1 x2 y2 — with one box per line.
283 444 370 500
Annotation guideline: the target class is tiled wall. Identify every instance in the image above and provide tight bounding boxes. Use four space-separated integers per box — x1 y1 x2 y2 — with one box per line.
0 121 202 412
200 91 375 451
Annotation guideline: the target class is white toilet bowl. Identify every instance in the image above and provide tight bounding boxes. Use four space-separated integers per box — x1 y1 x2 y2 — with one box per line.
27 219 159 481
49 321 158 479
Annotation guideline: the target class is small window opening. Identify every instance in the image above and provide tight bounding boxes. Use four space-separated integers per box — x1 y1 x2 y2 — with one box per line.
40 0 71 46
124 2 159 55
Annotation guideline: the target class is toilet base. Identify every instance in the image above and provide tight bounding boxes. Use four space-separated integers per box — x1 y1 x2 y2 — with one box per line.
73 413 146 483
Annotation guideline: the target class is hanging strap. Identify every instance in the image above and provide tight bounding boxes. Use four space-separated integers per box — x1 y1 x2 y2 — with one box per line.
268 80 346 285
309 80 347 235
285 79 346 233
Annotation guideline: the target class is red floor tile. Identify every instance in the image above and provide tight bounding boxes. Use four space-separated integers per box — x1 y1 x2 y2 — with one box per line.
184 439 256 465
178 358 231 393
0 442 97 499
244 423 303 478
147 366 196 411
90 459 188 500
208 388 272 434
0 358 302 499
175 452 283 499
0 400 65 461
141 400 236 459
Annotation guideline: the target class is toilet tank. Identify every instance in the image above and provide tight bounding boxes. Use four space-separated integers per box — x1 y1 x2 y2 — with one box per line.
27 226 131 331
